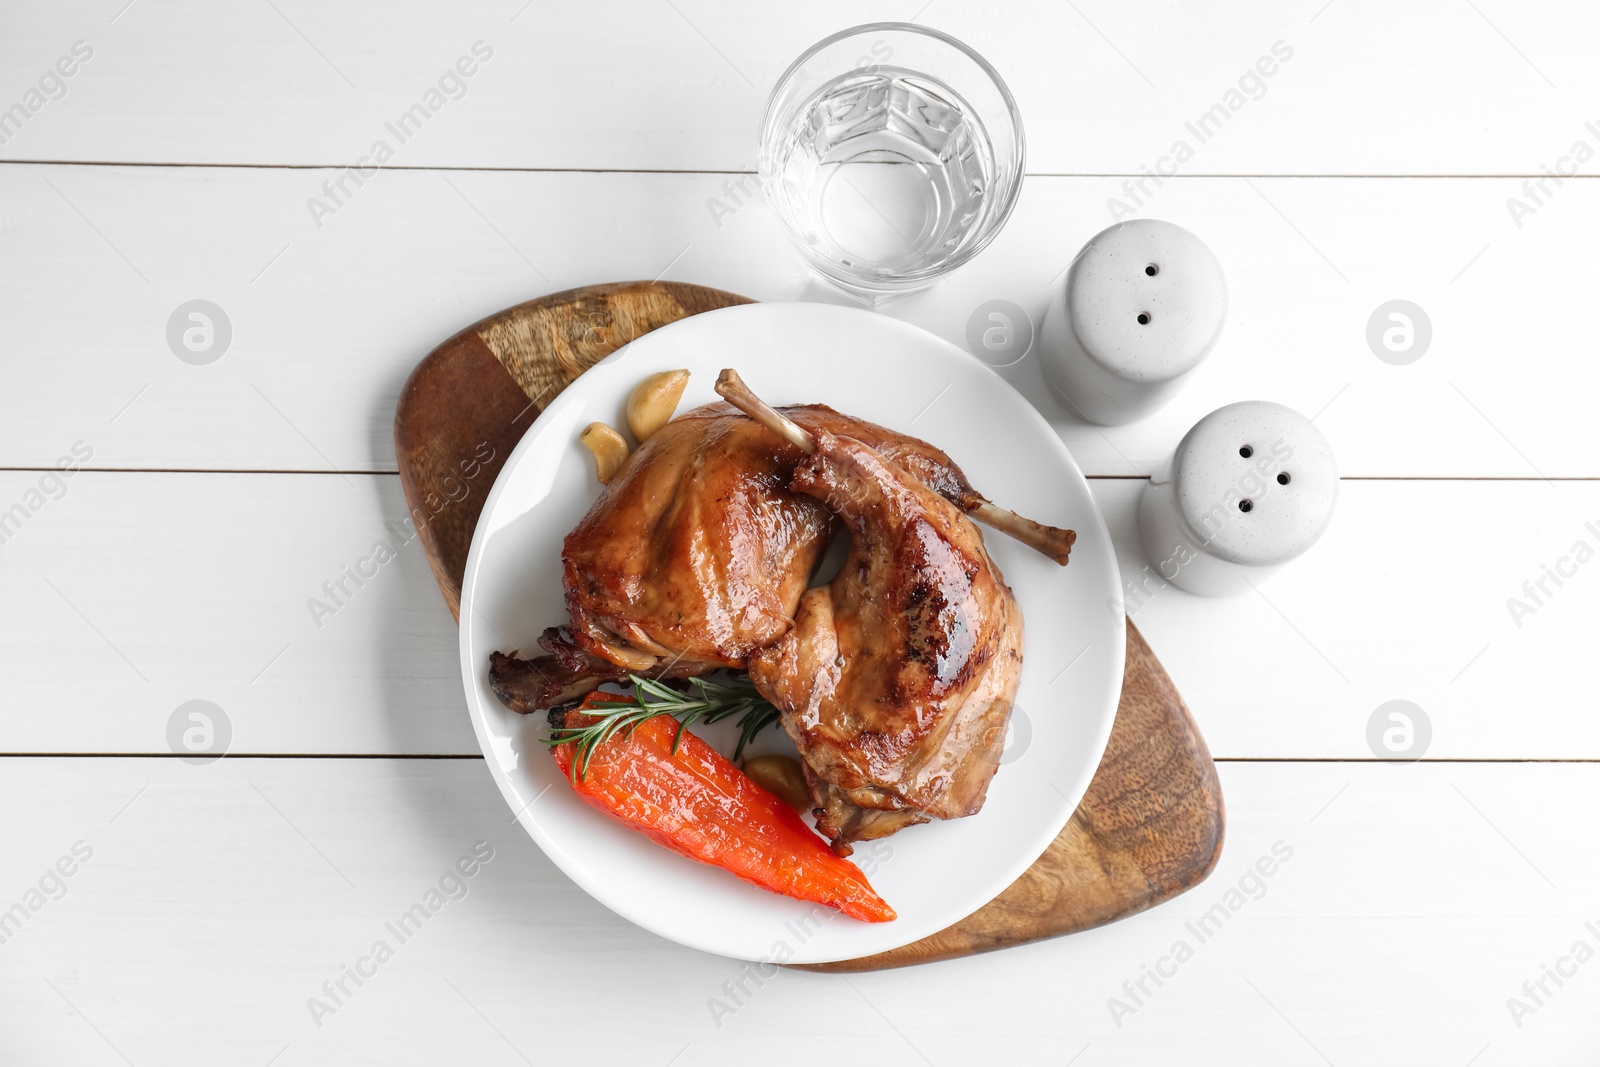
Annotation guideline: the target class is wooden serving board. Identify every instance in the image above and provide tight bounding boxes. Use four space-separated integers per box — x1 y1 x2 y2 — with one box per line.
395 280 1225 971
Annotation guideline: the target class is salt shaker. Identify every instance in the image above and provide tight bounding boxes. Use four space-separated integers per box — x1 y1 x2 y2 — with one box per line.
1040 219 1227 425
1138 400 1338 597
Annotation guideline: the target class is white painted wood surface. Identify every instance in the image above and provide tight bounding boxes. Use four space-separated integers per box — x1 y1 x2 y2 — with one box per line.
2 758 1593 1064
2 474 1595 760
0 165 1593 477
2 0 1595 1061
1 0 1595 175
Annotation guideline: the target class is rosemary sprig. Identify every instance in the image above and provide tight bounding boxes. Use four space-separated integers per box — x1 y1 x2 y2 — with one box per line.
544 674 781 782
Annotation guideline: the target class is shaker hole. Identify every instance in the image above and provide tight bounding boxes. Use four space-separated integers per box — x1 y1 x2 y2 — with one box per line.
1145 263 1159 276
1239 445 1254 458
1136 312 1151 325
1277 472 1291 485
1238 499 1254 513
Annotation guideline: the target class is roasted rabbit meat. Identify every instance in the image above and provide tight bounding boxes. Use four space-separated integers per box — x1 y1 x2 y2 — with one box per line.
490 394 1072 709
717 371 1024 855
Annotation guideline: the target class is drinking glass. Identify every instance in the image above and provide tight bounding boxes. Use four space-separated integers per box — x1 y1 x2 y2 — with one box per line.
759 23 1026 297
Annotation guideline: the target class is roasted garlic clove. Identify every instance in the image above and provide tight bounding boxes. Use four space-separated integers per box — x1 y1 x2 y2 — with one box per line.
626 369 690 442
741 754 811 813
579 422 630 484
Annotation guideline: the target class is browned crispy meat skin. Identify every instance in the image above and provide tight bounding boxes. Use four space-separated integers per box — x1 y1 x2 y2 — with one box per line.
487 651 601 713
491 397 1060 721
560 404 828 673
559 402 1013 675
748 429 1024 856
486 627 715 714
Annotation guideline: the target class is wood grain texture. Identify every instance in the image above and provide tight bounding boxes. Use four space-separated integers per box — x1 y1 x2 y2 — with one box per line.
800 621 1223 971
394 281 753 618
394 281 1223 968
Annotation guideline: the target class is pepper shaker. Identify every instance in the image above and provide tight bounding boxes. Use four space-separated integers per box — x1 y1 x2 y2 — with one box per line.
1137 400 1338 596
1040 219 1227 425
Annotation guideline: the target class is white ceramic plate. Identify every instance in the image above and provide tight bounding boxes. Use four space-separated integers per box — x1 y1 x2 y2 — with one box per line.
459 302 1124 964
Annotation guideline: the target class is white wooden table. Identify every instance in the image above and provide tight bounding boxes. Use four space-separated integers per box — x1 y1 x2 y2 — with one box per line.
3 1 1596 1063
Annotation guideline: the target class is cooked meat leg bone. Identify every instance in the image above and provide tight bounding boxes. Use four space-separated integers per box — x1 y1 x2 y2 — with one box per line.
714 370 1075 564
966 501 1076 564
715 369 816 452
721 368 1025 852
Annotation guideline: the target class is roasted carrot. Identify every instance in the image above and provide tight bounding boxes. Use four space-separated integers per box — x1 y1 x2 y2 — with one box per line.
548 694 895 923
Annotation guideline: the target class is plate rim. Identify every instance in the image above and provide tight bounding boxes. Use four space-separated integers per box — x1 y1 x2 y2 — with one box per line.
457 300 1125 962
